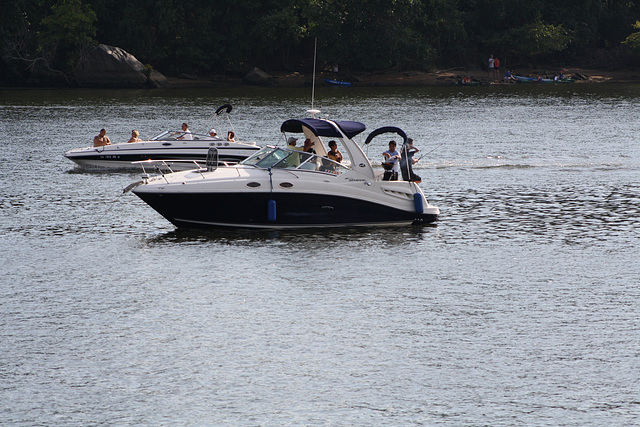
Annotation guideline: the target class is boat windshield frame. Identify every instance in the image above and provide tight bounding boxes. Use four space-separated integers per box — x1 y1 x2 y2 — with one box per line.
150 130 225 141
241 146 349 175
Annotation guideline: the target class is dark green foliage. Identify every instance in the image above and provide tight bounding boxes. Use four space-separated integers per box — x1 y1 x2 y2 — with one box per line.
38 0 97 68
623 21 640 55
2 0 640 84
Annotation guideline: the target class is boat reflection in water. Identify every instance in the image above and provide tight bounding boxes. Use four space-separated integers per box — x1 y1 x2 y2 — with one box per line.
64 104 261 171
132 113 439 230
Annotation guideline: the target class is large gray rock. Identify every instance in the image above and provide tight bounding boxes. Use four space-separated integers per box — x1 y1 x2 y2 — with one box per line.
74 44 166 88
244 67 277 86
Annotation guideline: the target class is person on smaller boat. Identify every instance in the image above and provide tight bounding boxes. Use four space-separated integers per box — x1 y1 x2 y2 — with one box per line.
93 128 111 147
227 131 236 142
177 123 192 140
208 128 219 138
128 130 141 143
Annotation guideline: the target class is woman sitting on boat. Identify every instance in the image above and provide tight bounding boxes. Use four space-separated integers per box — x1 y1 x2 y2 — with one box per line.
128 130 141 143
327 140 343 163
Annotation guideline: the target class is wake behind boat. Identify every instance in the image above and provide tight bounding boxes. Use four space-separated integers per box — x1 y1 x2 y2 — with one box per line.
131 114 439 230
65 104 260 171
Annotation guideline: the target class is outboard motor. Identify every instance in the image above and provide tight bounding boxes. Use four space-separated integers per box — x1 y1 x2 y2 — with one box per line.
206 146 219 171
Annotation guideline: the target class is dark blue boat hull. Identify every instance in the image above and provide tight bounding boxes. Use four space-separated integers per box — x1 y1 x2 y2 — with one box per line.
134 191 437 229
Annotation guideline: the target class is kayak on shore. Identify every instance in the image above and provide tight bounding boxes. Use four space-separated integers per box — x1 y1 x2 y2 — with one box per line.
324 78 352 87
513 75 575 84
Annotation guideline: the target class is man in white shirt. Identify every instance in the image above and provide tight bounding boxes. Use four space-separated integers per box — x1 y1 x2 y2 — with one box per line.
178 123 193 140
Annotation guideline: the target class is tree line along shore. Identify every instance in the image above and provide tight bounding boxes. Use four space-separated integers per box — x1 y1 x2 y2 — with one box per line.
2 0 640 88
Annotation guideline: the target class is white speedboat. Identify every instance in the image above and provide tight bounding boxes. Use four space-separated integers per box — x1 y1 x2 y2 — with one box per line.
65 104 261 171
131 114 439 229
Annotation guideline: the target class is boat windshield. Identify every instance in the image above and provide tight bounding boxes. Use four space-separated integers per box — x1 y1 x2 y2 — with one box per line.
150 131 223 141
241 146 349 175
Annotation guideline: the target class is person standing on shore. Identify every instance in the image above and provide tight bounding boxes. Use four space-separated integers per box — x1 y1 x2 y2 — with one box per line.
488 55 495 81
93 129 111 147
493 57 500 80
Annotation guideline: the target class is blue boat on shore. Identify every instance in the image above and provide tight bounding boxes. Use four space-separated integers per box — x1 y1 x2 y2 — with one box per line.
324 78 352 87
513 75 574 84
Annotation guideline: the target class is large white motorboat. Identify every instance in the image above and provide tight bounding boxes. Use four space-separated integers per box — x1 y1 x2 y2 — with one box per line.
131 114 439 229
65 104 261 171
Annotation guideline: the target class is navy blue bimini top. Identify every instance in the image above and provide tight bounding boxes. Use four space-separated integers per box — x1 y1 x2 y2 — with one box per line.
280 118 366 139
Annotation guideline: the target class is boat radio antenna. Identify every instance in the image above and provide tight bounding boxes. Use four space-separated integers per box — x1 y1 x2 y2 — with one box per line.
311 37 317 111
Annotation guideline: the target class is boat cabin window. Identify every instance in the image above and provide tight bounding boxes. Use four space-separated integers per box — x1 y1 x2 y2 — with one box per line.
241 146 349 175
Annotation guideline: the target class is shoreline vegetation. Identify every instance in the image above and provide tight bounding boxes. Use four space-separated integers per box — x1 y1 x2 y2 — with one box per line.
164 67 640 89
5 1 640 91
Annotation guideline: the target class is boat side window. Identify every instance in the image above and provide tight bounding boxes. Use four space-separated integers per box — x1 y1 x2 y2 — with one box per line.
320 157 350 175
257 148 289 168
297 153 349 175
246 148 290 168
296 152 314 167
271 150 305 169
241 147 349 175
241 147 274 166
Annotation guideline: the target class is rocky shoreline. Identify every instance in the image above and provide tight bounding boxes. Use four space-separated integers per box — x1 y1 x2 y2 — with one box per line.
164 67 640 89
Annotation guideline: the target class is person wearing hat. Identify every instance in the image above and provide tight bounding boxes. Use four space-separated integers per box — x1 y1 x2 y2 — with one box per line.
285 136 304 167
208 128 220 139
287 136 302 151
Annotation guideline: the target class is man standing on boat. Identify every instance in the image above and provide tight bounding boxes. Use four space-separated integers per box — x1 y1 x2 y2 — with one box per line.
93 128 111 147
382 140 401 181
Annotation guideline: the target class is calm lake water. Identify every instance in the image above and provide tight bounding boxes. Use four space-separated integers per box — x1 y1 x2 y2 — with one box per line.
1 83 639 425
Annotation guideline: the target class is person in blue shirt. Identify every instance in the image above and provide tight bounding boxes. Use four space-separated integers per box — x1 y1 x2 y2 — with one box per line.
504 70 516 82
